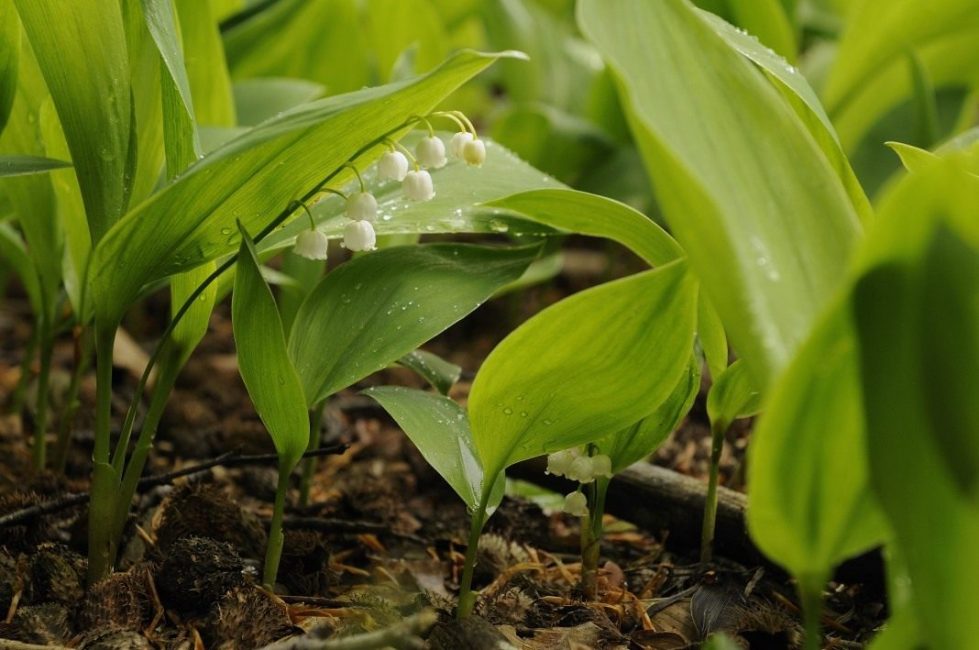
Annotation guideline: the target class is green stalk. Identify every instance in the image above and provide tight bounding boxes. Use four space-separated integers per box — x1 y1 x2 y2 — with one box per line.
8 325 39 415
700 420 727 563
109 351 181 547
263 461 294 587
87 324 120 585
457 490 491 619
52 326 93 473
31 325 54 471
580 479 608 600
298 404 325 507
799 579 824 650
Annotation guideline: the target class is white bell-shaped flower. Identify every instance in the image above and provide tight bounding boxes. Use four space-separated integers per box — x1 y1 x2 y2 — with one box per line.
565 456 597 484
563 491 589 517
416 136 447 169
342 220 376 252
403 170 435 201
294 229 328 261
546 448 579 477
590 454 613 479
346 191 378 222
378 151 409 181
462 139 486 167
450 131 474 158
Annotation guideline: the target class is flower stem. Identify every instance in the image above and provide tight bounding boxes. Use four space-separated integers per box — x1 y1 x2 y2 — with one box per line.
799 579 824 650
298 404 324 507
580 478 608 599
457 491 490 619
263 462 293 587
52 326 93 473
87 324 119 585
8 325 38 415
700 420 727 563
31 327 54 471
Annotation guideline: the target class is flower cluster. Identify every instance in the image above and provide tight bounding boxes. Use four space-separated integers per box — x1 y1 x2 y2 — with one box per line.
293 115 486 260
546 447 613 517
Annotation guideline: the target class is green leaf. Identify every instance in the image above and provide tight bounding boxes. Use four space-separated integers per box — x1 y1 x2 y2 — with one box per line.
262 135 563 253
469 259 699 482
288 243 538 407
0 155 71 177
175 0 235 127
483 188 681 267
233 78 324 127
726 0 797 63
142 0 197 125
365 386 502 511
706 359 760 433
396 350 462 396
13 0 132 242
853 163 979 647
0 0 19 134
0 223 41 316
596 355 701 474
365 0 448 83
579 0 861 389
232 225 308 470
89 50 522 328
703 633 741 650
747 302 885 585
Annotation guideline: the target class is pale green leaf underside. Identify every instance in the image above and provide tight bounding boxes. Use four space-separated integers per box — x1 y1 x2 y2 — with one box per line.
469 259 699 482
396 350 461 396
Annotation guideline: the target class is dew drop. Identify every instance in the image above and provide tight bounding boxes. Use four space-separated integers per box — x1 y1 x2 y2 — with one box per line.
503 407 513 415
489 219 509 233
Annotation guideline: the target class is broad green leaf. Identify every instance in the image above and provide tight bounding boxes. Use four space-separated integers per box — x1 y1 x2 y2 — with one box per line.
887 141 938 173
579 0 861 389
13 0 132 242
0 223 40 316
469 259 698 482
224 0 370 95
142 0 196 125
175 0 235 127
264 135 563 252
484 188 681 267
0 0 18 134
726 0 797 63
234 78 324 127
907 50 939 149
232 226 308 470
822 0 979 115
747 301 885 585
365 0 448 82
0 155 70 177
89 50 522 328
697 294 728 381
365 386 502 511
700 9 872 223
706 359 760 433
277 249 325 333
853 164 979 647
597 355 701 474
396 349 462 396
288 243 538 406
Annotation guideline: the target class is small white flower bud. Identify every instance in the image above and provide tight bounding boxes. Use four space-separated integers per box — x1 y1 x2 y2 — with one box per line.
402 170 435 201
546 449 579 477
462 139 486 167
590 454 613 479
342 220 376 252
416 136 447 169
566 456 597 483
346 191 378 222
378 151 409 181
563 491 589 517
450 131 474 158
293 229 328 260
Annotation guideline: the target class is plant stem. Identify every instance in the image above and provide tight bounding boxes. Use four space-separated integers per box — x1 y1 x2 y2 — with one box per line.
8 325 39 415
52 326 93 473
87 325 119 585
580 479 608 600
799 580 824 650
31 328 54 471
298 405 324 507
263 462 293 587
457 492 490 619
700 421 727 563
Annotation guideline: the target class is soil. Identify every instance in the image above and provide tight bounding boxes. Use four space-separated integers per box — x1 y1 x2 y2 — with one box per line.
0 240 886 649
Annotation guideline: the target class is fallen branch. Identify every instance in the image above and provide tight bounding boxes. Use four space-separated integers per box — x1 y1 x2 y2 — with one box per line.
259 609 438 650
0 444 348 528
